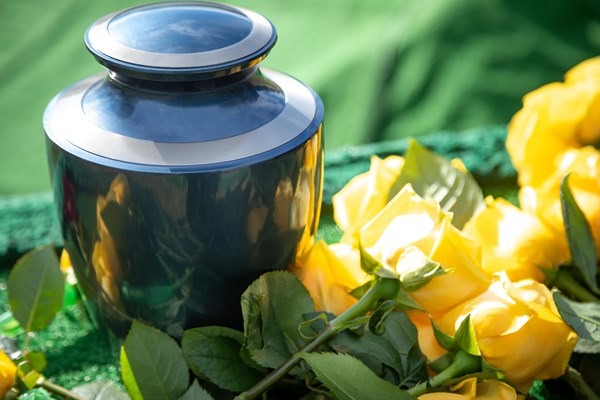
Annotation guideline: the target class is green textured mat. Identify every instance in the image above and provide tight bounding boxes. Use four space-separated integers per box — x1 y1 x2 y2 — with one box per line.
0 126 570 398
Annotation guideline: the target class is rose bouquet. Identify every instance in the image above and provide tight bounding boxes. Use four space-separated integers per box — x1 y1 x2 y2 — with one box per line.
3 58 600 399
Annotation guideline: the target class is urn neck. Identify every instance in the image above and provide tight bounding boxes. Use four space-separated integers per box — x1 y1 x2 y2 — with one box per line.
107 65 260 93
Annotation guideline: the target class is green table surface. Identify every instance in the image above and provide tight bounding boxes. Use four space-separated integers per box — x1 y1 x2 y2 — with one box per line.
0 127 573 398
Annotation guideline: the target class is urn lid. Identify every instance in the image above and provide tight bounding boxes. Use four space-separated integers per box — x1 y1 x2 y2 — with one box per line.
85 1 277 79
44 2 324 173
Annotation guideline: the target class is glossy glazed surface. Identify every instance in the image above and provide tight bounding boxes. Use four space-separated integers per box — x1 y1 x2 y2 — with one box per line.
85 2 276 80
108 5 253 53
82 70 286 142
47 129 323 336
44 68 321 169
44 1 324 337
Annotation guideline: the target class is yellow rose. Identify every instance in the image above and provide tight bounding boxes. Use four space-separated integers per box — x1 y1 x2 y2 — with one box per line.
438 276 578 389
0 349 16 398
463 196 569 282
507 56 600 187
520 146 600 254
506 82 584 187
360 185 490 314
418 378 525 400
565 57 600 145
511 279 560 315
333 155 404 242
565 56 600 83
292 241 369 316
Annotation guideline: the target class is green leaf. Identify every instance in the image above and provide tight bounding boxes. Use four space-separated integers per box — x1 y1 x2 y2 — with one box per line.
302 311 335 331
575 339 600 354
178 381 214 400
553 292 600 341
350 280 376 300
182 326 263 392
387 139 484 229
375 267 402 280
430 317 457 352
299 352 416 400
358 241 385 276
16 363 44 390
24 351 47 373
241 271 315 370
330 312 428 387
393 287 424 312
358 243 398 279
120 348 143 400
72 381 131 400
299 313 330 340
560 175 600 294
8 246 64 332
396 247 446 292
454 315 481 356
120 321 189 400
368 300 397 335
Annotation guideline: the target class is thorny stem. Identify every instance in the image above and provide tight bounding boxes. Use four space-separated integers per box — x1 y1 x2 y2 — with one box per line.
235 278 400 400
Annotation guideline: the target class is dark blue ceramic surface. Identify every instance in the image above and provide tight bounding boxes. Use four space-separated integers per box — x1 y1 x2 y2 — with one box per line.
44 2 324 336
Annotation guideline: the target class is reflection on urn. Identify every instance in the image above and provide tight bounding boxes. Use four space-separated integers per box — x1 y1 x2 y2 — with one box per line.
48 127 323 337
44 2 325 337
92 173 128 311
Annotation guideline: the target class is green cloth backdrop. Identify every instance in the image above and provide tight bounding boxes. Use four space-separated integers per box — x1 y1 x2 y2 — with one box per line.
1 0 600 194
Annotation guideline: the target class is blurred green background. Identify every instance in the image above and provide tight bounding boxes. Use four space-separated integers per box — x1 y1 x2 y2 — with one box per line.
1 0 600 194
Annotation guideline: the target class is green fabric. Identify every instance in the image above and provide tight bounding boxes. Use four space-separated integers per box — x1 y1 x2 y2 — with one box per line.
0 192 61 266
1 0 599 194
0 127 575 398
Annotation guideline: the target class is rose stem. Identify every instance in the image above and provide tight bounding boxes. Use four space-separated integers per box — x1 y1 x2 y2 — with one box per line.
38 379 85 400
564 365 600 400
407 350 481 397
554 270 600 304
235 278 400 400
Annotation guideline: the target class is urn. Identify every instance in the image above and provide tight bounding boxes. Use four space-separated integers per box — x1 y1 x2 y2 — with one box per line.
43 1 324 337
